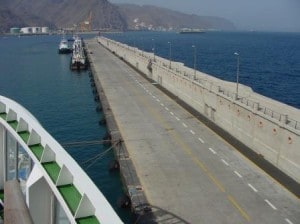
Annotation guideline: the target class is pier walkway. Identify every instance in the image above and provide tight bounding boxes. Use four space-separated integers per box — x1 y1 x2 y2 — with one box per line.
85 38 300 224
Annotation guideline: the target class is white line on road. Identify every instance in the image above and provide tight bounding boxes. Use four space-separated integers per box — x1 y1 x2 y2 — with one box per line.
265 199 277 210
182 123 187 128
156 99 160 102
165 107 169 111
209 148 217 154
175 117 180 121
285 218 294 224
170 112 174 116
234 171 243 178
221 159 229 166
190 130 195 135
161 103 164 107
248 183 258 192
153 95 156 99
198 137 204 144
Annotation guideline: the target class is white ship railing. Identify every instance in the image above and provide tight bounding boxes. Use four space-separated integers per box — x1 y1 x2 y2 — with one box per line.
0 95 123 224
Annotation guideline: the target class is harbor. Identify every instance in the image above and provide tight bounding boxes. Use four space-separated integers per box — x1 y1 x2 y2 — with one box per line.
85 37 300 223
0 35 132 223
0 32 299 223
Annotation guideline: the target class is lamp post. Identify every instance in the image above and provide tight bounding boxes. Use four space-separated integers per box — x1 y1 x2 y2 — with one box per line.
168 41 172 68
192 45 197 79
234 52 240 98
152 38 156 61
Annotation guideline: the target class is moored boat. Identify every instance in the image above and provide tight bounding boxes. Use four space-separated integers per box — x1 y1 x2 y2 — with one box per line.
58 37 72 54
179 28 205 34
70 36 87 70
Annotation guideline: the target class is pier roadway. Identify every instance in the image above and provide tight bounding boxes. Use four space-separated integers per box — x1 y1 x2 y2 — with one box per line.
86 39 300 224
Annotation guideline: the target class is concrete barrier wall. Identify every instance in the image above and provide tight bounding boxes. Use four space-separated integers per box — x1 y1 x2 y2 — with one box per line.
97 37 300 183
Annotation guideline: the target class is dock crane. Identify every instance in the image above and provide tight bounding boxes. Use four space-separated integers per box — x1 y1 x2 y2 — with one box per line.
79 11 92 32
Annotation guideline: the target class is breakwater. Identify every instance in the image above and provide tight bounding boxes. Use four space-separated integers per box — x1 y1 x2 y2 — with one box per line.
97 36 300 184
85 44 151 221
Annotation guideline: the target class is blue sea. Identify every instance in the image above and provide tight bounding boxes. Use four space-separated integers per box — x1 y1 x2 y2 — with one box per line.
104 31 300 109
0 34 133 222
0 31 299 223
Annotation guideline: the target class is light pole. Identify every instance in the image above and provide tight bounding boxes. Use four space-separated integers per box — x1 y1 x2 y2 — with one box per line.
168 41 172 68
234 52 240 98
192 45 197 79
152 38 156 61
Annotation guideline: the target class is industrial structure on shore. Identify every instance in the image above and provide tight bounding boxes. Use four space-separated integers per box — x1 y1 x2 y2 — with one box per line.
10 27 49 35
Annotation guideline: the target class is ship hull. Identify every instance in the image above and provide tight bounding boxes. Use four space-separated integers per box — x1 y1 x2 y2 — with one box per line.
58 48 72 54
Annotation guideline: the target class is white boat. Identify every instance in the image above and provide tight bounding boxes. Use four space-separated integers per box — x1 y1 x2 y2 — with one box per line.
0 95 123 224
179 28 205 34
58 37 71 54
70 36 86 70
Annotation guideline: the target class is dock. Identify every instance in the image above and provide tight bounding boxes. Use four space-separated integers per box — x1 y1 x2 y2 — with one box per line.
85 38 300 223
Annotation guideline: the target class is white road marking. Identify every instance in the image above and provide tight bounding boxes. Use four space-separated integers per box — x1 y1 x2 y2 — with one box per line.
156 99 160 102
221 159 229 166
198 137 204 144
265 199 277 210
165 107 169 111
209 148 217 154
161 103 164 107
234 171 243 178
285 218 294 224
153 95 156 99
190 130 195 135
170 112 174 116
175 116 180 121
248 183 258 193
182 123 187 128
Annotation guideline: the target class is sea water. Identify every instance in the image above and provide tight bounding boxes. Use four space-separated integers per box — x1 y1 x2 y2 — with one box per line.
104 31 300 109
0 34 133 222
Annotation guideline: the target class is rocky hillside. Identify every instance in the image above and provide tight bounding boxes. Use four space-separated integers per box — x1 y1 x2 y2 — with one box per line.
0 0 127 32
0 0 235 33
0 6 27 33
117 4 235 31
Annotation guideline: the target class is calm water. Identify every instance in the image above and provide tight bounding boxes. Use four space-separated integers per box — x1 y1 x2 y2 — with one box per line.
0 34 132 223
0 31 299 223
104 31 300 109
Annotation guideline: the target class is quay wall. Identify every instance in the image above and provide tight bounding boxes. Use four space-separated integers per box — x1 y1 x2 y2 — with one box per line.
85 47 151 218
97 37 300 183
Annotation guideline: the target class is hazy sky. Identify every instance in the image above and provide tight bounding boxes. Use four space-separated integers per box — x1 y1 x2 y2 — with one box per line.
110 0 300 32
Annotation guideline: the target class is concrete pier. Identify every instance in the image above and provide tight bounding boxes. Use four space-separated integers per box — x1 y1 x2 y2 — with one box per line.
85 38 300 223
97 36 300 186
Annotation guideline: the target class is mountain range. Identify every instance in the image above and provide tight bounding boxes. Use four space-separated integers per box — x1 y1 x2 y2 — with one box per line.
0 0 235 33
